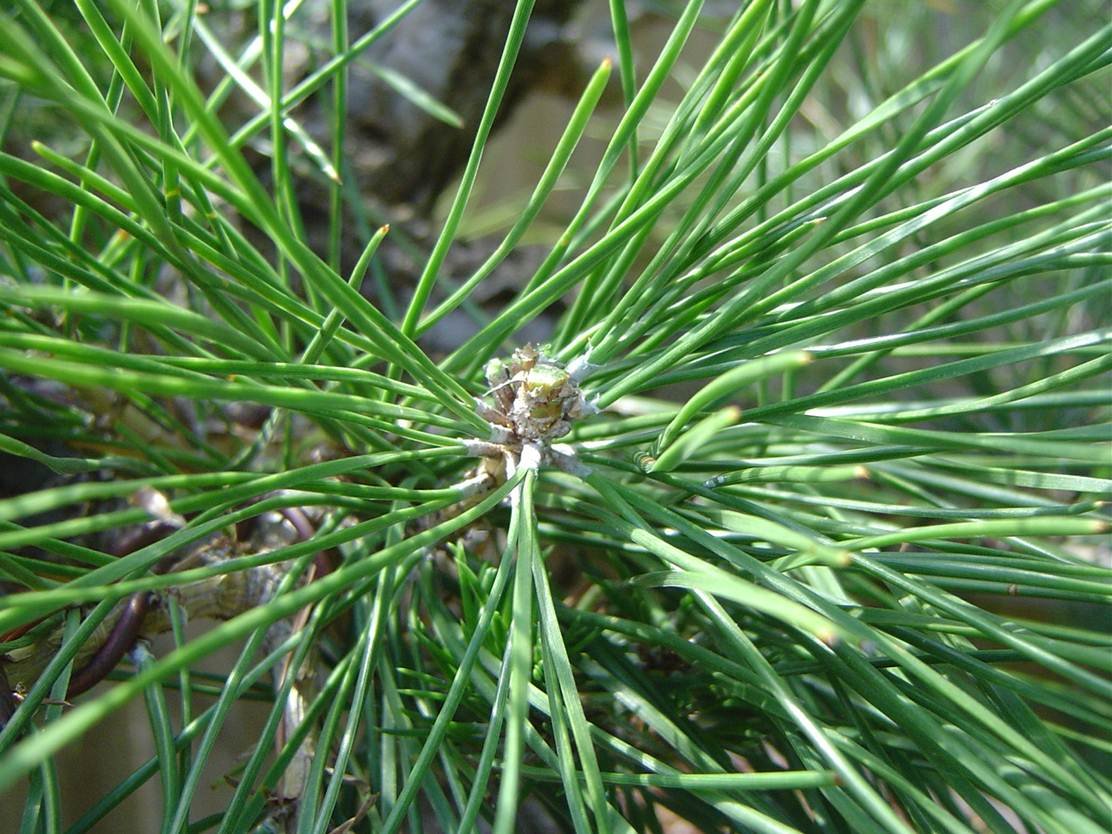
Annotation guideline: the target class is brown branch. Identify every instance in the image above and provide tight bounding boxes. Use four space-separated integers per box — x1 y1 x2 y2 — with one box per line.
2 505 328 697
2 540 292 695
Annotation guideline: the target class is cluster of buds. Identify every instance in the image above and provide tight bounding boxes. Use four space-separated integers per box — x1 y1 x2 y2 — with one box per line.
479 346 590 443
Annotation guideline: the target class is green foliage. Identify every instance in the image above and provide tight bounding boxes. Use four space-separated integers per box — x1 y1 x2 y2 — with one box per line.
0 1 1109 832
